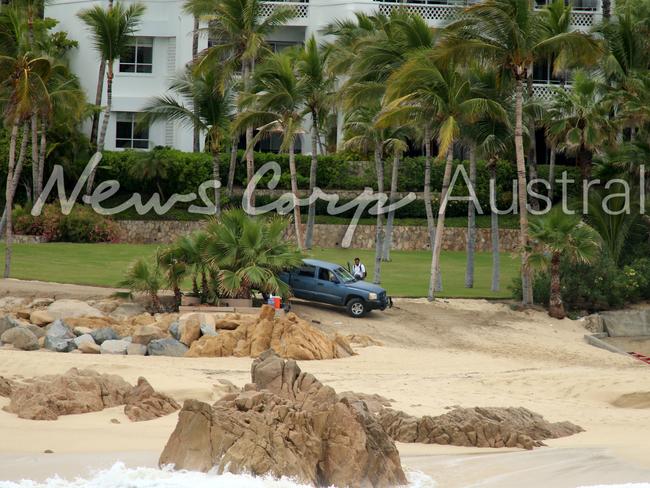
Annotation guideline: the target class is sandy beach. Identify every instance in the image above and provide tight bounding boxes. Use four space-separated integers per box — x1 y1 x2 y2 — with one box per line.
1 296 650 487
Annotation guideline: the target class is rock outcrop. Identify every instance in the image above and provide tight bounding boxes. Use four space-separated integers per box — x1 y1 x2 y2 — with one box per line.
377 406 584 450
46 300 105 320
186 306 354 360
124 377 180 422
0 376 14 397
159 351 406 487
1 326 39 350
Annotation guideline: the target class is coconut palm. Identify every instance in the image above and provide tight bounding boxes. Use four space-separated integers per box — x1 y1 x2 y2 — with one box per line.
202 209 302 299
0 52 51 278
529 208 601 319
140 68 234 214
296 36 335 250
441 0 600 304
119 258 164 311
235 52 307 249
185 0 295 208
156 245 189 309
77 2 145 195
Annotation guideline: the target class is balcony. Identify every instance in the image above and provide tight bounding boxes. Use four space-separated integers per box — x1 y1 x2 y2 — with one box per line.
261 0 309 25
374 0 600 28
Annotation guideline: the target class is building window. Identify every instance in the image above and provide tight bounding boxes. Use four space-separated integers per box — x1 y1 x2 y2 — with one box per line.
268 40 302 53
115 112 149 149
119 37 153 73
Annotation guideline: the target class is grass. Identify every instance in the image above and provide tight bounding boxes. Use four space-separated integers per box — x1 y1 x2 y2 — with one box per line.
0 243 518 298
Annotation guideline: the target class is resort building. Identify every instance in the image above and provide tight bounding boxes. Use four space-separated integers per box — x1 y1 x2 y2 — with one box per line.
45 0 606 154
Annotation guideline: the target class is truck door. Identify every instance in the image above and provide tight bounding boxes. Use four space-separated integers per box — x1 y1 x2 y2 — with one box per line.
314 267 344 305
291 264 317 300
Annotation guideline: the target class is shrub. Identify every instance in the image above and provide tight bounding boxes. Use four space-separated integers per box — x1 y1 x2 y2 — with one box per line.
13 204 119 243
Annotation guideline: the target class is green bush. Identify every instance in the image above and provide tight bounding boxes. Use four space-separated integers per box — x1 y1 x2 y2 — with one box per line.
511 254 640 312
13 204 119 243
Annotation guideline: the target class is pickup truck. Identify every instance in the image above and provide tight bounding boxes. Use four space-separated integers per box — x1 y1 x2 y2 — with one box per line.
279 259 391 317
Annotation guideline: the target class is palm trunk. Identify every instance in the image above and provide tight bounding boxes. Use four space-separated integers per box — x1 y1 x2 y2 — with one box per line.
602 0 611 19
548 252 565 319
0 125 29 237
212 148 221 215
87 62 112 196
289 139 303 250
227 135 238 196
30 113 38 200
373 143 384 285
548 143 556 200
428 145 455 301
192 15 201 153
37 116 47 197
382 153 401 261
173 286 182 310
90 62 105 149
243 59 255 209
526 73 539 211
465 144 477 288
424 129 442 292
150 291 162 313
515 76 533 305
201 272 209 303
4 121 20 278
489 163 500 292
304 113 319 250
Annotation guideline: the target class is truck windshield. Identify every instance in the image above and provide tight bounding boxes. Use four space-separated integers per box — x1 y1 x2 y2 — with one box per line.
334 266 357 283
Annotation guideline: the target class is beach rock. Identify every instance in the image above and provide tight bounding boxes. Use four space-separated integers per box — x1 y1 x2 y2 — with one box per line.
45 320 74 340
90 327 119 345
147 338 188 357
110 303 147 321
127 343 147 355
100 340 130 355
132 324 165 345
46 300 104 320
43 336 76 353
90 299 121 314
5 368 132 420
26 298 54 309
179 316 201 346
0 327 39 351
186 306 354 360
73 326 93 336
124 377 180 421
16 309 31 320
0 315 21 336
338 391 393 414
73 334 99 354
159 351 406 487
0 297 27 310
169 321 180 340
130 313 156 326
0 376 14 397
24 324 45 339
214 318 241 330
200 322 218 337
377 406 584 450
66 317 116 331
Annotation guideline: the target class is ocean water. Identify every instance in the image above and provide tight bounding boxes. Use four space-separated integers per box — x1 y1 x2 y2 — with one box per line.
0 463 437 488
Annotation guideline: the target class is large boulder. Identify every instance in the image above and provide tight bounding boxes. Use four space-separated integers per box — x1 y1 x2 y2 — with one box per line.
45 320 75 340
29 310 54 326
46 300 104 320
23 324 45 339
132 324 165 345
124 377 180 421
90 327 119 345
43 336 76 353
127 343 147 355
0 315 21 336
4 368 132 420
0 376 14 397
178 316 201 346
75 334 100 354
377 406 584 450
186 306 354 360
148 338 188 357
109 303 147 321
100 340 130 355
159 351 406 487
0 327 39 351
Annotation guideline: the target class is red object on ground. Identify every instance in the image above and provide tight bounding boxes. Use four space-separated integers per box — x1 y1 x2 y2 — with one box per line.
629 352 650 365
273 297 282 309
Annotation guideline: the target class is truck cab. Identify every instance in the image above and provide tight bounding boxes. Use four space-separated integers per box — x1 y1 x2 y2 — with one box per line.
280 259 391 317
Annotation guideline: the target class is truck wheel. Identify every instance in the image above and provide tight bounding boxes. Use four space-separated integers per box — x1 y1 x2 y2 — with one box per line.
346 298 366 318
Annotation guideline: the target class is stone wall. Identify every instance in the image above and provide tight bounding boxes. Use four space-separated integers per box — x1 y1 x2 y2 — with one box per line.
115 220 519 252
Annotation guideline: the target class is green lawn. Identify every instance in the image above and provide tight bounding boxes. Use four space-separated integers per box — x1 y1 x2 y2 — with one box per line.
0 243 518 298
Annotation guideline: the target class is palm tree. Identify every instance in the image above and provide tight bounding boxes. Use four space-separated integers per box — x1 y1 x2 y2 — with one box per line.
296 36 334 250
186 0 295 209
120 258 164 311
0 53 51 278
77 2 145 195
202 209 303 299
140 68 234 214
546 70 615 179
440 0 600 305
89 0 114 150
156 245 189 309
235 52 307 249
529 208 601 319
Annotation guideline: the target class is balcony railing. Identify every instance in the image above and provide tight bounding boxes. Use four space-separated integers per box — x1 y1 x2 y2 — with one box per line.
532 82 571 100
261 0 309 19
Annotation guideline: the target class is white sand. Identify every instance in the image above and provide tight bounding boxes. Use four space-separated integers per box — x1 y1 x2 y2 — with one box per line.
1 297 650 487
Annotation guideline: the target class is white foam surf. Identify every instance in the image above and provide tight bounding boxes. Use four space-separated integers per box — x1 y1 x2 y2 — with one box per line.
0 462 437 488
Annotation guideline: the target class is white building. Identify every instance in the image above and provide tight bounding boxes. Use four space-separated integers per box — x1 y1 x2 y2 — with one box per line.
45 0 604 154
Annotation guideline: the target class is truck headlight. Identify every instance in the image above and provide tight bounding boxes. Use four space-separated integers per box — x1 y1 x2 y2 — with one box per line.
368 293 378 301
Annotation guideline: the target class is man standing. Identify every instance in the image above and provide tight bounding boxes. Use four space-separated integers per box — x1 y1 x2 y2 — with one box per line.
352 257 367 280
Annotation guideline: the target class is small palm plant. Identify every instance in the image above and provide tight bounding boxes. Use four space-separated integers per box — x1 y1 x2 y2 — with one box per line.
529 208 601 319
119 258 164 311
156 247 188 309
